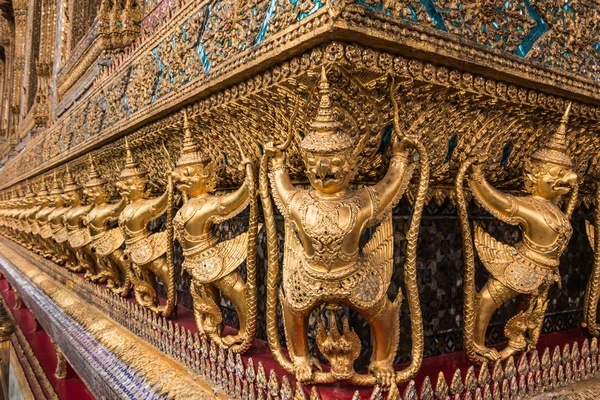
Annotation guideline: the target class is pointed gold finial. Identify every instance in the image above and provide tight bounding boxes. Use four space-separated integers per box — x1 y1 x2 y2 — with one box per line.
84 154 107 188
63 165 81 193
300 67 352 154
530 102 573 168
38 177 50 196
176 110 212 167
50 171 63 195
24 179 34 198
119 137 147 178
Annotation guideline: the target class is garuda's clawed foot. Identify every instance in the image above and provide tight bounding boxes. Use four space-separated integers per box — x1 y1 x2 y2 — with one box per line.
369 360 395 388
112 286 127 296
150 305 169 317
222 334 244 347
293 356 322 383
474 344 502 362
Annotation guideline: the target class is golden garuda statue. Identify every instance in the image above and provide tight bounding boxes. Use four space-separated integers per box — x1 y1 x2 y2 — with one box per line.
116 138 176 316
63 166 97 280
47 172 78 271
15 184 36 251
171 111 259 353
456 103 578 364
26 183 46 255
583 185 600 336
259 68 429 388
36 178 61 262
83 155 132 294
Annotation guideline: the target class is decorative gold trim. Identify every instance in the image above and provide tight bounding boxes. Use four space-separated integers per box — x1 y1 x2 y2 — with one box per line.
0 240 216 399
2 298 59 400
9 344 36 400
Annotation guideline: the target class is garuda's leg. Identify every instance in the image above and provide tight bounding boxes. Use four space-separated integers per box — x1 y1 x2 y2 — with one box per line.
281 295 321 382
132 263 158 309
110 249 132 297
474 278 519 361
214 271 248 347
516 285 550 349
63 244 82 272
148 256 176 317
77 245 97 280
350 296 399 388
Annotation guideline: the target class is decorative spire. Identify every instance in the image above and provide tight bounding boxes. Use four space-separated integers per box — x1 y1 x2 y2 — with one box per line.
38 177 49 196
63 165 81 193
50 171 63 195
84 153 108 188
531 102 573 168
24 180 34 198
176 110 211 167
300 67 353 154
119 137 147 179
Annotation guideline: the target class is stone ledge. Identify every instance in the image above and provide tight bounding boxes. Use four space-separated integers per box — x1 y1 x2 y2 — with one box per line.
0 238 218 400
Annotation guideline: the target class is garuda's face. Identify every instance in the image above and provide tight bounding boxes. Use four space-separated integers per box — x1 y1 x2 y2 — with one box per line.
172 164 212 196
116 176 147 201
53 194 64 206
530 164 577 199
47 195 58 207
84 186 107 204
62 191 79 206
303 150 354 195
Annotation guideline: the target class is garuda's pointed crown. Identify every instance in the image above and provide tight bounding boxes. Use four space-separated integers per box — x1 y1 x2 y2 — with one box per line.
24 180 34 198
49 171 63 195
38 178 49 197
177 110 211 167
63 166 81 193
84 154 107 188
119 137 147 179
300 67 353 154
530 103 573 168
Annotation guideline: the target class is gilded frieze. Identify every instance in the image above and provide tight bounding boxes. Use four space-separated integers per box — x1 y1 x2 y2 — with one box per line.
4 41 600 201
125 53 160 114
3 0 599 189
528 0 600 76
357 0 600 80
157 7 208 97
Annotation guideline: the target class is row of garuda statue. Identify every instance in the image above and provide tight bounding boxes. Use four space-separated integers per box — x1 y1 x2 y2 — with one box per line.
0 68 593 389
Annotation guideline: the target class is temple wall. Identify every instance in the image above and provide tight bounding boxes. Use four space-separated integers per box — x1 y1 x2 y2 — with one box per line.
0 0 600 398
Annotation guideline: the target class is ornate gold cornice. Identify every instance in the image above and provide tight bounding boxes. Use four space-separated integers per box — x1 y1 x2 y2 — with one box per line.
56 20 102 100
2 0 600 190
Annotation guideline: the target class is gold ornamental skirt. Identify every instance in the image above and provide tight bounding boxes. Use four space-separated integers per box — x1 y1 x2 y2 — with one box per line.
474 225 559 294
92 228 125 257
68 228 92 249
127 231 167 266
53 227 69 244
283 258 388 316
39 224 54 239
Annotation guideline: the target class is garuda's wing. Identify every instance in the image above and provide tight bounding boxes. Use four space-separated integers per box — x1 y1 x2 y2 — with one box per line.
282 221 304 287
363 213 394 284
473 222 515 281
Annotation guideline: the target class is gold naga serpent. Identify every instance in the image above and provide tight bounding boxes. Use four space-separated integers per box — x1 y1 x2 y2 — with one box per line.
219 133 259 354
258 79 429 386
583 184 600 336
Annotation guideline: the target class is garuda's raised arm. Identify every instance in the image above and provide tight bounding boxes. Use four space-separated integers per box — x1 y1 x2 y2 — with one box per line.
468 155 523 226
